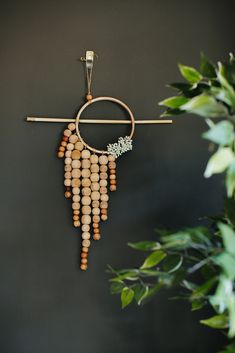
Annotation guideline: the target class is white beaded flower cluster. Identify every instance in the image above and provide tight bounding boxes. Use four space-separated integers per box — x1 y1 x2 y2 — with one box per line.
107 136 133 158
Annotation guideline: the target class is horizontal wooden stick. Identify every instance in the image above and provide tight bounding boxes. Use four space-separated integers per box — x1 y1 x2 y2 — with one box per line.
26 117 173 124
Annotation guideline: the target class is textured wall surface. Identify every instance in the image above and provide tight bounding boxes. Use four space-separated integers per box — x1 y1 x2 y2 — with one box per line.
0 0 234 352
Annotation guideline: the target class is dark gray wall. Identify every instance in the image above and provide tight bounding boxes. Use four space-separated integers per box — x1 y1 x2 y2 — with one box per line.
0 0 234 352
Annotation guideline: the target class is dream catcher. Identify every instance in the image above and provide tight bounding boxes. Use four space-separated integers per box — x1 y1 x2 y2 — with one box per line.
27 50 172 271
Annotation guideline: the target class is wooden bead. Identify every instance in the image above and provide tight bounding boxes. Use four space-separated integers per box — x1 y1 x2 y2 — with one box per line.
108 155 115 162
64 179 71 187
74 220 80 227
82 247 89 253
99 179 108 187
71 169 81 178
93 223 99 228
110 185 117 191
64 129 72 137
92 207 100 215
71 150 81 160
72 202 80 210
93 234 101 241
82 178 91 187
75 141 84 151
62 136 69 142
101 214 108 221
90 173 99 182
86 94 93 101
73 195 80 202
110 174 116 180
81 169 91 178
93 215 100 223
80 263 88 271
91 182 99 191
82 205 91 215
100 187 107 194
92 200 99 208
71 179 81 187
61 141 67 147
99 155 108 165
81 215 91 225
101 208 107 215
64 157 72 165
82 232 90 240
93 228 100 234
100 165 108 172
100 194 109 202
65 150 72 158
109 169 116 175
110 180 116 185
64 171 71 179
82 239 91 247
91 164 99 173
91 191 100 201
73 209 80 215
81 258 88 265
68 123 76 131
73 215 79 221
100 201 108 209
82 159 91 169
64 191 71 198
82 187 91 196
64 164 72 172
59 146 65 152
72 160 81 168
72 187 80 195
90 154 99 164
69 134 78 144
108 161 116 169
57 151 64 158
67 143 75 151
81 252 88 258
100 172 108 180
81 196 91 206
82 224 90 232
81 149 91 159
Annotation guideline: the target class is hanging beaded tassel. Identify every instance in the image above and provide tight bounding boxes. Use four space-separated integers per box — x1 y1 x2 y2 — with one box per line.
58 124 118 271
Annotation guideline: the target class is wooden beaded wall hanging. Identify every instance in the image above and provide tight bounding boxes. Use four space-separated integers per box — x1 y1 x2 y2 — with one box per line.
26 50 173 271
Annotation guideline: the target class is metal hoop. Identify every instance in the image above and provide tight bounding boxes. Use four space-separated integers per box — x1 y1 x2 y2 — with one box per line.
75 96 135 154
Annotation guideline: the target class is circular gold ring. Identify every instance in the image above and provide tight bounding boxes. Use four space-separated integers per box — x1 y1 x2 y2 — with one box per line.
75 96 135 155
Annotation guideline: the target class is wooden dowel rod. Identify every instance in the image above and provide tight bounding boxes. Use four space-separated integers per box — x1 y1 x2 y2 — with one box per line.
26 117 173 124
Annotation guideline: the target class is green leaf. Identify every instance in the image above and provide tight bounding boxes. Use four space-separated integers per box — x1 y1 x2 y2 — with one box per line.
128 241 161 251
191 300 205 311
224 198 235 226
200 314 229 329
178 64 202 83
163 255 183 273
142 282 163 303
202 121 234 146
133 284 149 305
228 294 235 337
226 163 235 198
204 147 235 178
158 96 189 109
110 281 125 294
219 222 235 255
191 277 217 300
217 62 235 112
200 52 216 78
214 253 235 280
121 287 134 309
180 94 228 118
141 250 167 269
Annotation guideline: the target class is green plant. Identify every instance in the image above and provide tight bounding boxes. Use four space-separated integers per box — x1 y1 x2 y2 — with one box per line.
108 54 235 353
